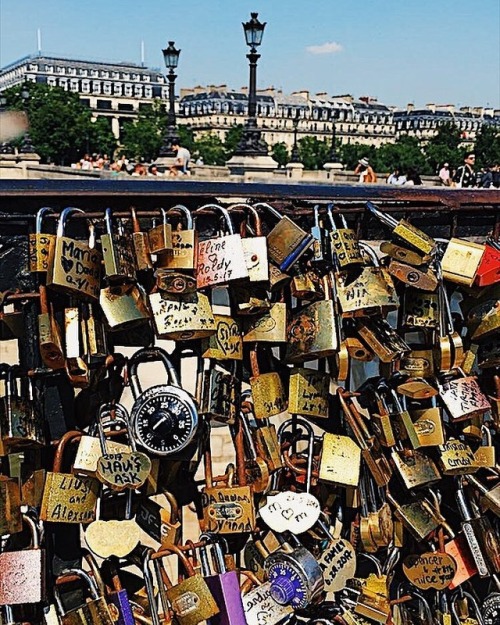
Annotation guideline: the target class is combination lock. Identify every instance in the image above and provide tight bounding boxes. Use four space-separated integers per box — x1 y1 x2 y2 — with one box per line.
483 593 500 625
128 347 198 456
264 546 324 609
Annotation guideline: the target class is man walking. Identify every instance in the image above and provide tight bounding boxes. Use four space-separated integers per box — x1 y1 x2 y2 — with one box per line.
452 153 476 188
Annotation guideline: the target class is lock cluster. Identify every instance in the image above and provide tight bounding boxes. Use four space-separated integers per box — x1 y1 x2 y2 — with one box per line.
1 199 500 624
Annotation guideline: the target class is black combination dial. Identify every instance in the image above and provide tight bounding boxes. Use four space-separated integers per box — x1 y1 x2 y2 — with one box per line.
484 594 500 625
131 384 198 455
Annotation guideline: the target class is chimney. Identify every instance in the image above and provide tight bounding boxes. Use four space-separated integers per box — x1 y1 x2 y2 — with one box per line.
406 103 414 112
426 103 436 113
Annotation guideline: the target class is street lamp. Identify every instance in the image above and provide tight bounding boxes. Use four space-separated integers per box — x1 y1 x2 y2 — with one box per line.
235 12 268 156
290 110 301 163
19 83 36 154
328 109 340 163
0 95 14 155
158 41 181 156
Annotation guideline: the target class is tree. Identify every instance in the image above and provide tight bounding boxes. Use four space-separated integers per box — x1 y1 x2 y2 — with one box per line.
339 143 372 170
120 100 166 161
375 136 430 176
193 133 226 165
424 122 462 173
271 142 289 167
298 136 330 170
474 124 500 169
87 117 117 159
4 83 94 165
224 125 245 158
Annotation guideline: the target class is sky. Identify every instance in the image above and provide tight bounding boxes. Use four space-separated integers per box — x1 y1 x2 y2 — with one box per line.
1 0 499 109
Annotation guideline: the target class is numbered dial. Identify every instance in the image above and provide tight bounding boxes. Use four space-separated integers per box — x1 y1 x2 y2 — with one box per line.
265 549 324 610
483 593 500 625
131 384 198 455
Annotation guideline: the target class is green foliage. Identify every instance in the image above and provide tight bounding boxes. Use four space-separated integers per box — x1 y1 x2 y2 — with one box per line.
4 83 94 165
298 136 330 170
474 124 500 168
271 142 289 167
375 136 431 176
177 125 195 153
224 125 245 157
339 143 374 170
193 132 226 165
120 117 163 162
87 117 117 158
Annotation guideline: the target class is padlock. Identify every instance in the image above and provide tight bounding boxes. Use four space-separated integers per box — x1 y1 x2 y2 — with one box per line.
290 265 325 303
243 300 287 343
29 206 56 272
101 558 135 625
80 301 108 365
286 273 339 363
249 344 288 419
100 281 151 332
0 292 24 341
202 452 256 534
128 346 198 456
54 568 115 625
466 474 500 518
201 310 243 361
239 404 271 493
473 424 496 468
251 419 283 474
149 288 217 341
398 346 435 379
101 207 137 283
434 261 464 372
319 431 361 487
386 258 439 291
95 403 152 492
391 445 441 490
155 204 197 272
441 237 486 287
386 490 443 541
462 284 500 340
38 284 65 369
335 243 399 317
0 513 46 605
401 289 440 329
147 207 173 255
366 201 437 256
288 363 330 419
326 203 363 268
240 569 294 625
380 240 431 267
308 204 331 266
129 205 153 271
40 430 99 523
64 304 90 388
47 206 102 301
254 201 313 272
0 474 22 536
264 539 324 609
408 399 445 447
152 544 220 625
0 365 45 450
356 317 411 363
450 591 486 625
378 383 420 450
475 243 500 286
135 490 182 548
437 438 478 475
195 203 249 288
198 359 241 425
229 202 270 283
199 535 247 625
438 369 491 421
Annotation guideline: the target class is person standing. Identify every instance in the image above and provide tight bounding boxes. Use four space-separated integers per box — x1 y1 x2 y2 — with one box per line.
452 153 476 188
354 157 377 183
169 142 191 176
387 166 406 185
438 162 451 186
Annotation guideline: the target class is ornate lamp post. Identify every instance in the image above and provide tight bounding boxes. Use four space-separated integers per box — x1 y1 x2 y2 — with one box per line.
158 41 181 156
234 12 268 156
19 84 36 154
290 110 301 163
0 95 14 155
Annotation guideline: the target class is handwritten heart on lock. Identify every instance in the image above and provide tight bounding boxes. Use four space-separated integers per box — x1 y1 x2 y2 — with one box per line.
96 451 151 491
259 491 321 534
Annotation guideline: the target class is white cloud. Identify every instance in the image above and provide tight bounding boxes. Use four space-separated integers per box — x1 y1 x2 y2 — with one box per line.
306 41 343 55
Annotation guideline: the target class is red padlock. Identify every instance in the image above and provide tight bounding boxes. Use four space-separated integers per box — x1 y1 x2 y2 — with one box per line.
475 244 500 287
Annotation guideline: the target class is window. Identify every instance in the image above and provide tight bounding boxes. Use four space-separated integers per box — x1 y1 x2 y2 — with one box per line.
134 84 142 97
46 65 54 73
57 66 65 74
103 82 112 95
79 68 88 77
113 83 122 96
92 81 101 94
70 79 79 92
124 84 133 97
82 79 90 93
97 99 112 110
91 69 99 77
47 76 57 87
118 103 134 111
139 103 152 111
80 98 91 107
144 86 152 98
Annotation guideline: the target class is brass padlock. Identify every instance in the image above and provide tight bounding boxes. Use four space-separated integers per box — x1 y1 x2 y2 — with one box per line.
255 201 313 272
438 370 491 421
319 432 361 487
391 447 441 489
288 364 330 419
286 273 339 363
100 282 151 331
249 345 288 420
149 289 216 341
29 206 56 273
80 301 108 365
0 292 24 341
201 312 243 361
356 317 411 363
434 262 464 372
402 289 439 329
41 431 99 523
130 205 153 271
156 203 197 271
54 568 115 625
386 258 438 291
64 305 90 388
0 474 22 536
195 203 249 288
38 284 65 370
101 207 137 283
441 237 485 287
290 265 324 301
438 438 478 476
233 203 270 283
409 401 445 447
47 206 102 301
147 207 173 255
198 359 241 425
326 203 363 268
243 300 287 343
366 202 436 256
386 490 443 541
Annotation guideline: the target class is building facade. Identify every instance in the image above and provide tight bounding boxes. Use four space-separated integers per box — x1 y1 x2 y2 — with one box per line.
1 53 498 149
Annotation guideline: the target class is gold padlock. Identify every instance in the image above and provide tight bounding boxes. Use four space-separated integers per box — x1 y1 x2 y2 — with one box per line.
441 238 485 287
147 207 173 255
288 365 330 418
249 345 288 419
29 206 56 273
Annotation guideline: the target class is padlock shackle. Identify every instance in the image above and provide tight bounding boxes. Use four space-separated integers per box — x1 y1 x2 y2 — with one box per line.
21 513 40 548
128 346 181 399
366 201 398 229
167 203 193 229
82 549 107 597
53 430 82 473
253 201 283 222
57 206 85 237
97 402 134 454
240 569 262 594
152 543 197 578
35 206 54 234
196 203 235 235
277 417 315 493
359 241 381 267
104 207 114 235
130 205 142 233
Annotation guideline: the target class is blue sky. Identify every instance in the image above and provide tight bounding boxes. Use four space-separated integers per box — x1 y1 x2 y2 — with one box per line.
1 0 499 108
